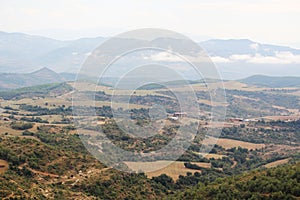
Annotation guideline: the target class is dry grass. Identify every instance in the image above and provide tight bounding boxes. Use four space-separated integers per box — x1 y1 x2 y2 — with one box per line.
2 93 150 110
0 123 23 136
202 136 265 150
290 90 300 97
212 81 269 91
95 101 149 109
125 161 211 181
261 115 300 121
198 99 228 107
71 82 160 96
194 152 227 159
0 159 9 174
264 158 290 168
155 81 259 94
203 122 235 128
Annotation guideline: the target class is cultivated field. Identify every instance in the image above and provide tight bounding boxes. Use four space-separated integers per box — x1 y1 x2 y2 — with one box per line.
125 161 211 181
194 152 227 159
203 136 265 150
264 158 291 168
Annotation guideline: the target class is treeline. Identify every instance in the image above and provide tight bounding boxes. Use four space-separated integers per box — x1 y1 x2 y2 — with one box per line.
10 122 34 130
257 119 300 129
220 125 300 145
20 116 49 123
19 104 72 115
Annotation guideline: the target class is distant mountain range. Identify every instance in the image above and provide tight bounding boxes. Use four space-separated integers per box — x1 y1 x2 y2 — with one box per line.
0 66 299 90
200 39 300 57
0 31 300 80
240 75 300 88
0 31 105 73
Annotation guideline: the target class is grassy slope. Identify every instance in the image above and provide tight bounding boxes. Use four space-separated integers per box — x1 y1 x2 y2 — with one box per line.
0 82 73 100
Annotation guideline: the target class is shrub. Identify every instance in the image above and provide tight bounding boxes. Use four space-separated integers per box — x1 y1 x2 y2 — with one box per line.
11 122 34 130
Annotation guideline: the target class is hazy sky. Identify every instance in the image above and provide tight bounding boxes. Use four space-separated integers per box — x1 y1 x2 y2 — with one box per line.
1 0 299 47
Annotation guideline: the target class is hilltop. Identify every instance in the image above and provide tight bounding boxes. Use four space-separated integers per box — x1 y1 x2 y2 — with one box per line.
0 67 65 90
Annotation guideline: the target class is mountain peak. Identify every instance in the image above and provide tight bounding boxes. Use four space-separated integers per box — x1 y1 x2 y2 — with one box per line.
30 67 65 82
31 67 57 75
0 67 66 90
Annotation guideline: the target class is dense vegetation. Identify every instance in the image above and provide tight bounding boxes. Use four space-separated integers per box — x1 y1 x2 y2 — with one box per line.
1 133 298 199
170 162 300 199
219 121 300 145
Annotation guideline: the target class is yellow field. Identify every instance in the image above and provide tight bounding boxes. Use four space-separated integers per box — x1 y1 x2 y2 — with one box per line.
2 97 152 113
202 136 265 150
125 161 211 181
70 82 160 96
2 97 70 108
164 81 267 93
264 158 290 168
194 152 227 159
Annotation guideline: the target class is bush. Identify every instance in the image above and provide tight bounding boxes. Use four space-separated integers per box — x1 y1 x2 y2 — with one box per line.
11 122 34 130
22 130 34 136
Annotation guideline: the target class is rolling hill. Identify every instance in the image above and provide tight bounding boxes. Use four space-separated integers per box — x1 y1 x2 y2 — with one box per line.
0 67 65 90
1 66 300 90
0 82 73 100
199 39 300 57
240 75 300 88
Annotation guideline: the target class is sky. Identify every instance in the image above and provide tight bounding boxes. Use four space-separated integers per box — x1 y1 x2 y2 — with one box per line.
0 0 300 48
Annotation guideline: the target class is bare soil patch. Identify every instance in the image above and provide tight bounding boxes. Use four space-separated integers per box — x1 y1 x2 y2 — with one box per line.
0 159 9 173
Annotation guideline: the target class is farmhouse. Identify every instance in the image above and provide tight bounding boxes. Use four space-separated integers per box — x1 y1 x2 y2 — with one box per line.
168 116 179 121
167 112 187 121
228 118 244 123
173 112 187 118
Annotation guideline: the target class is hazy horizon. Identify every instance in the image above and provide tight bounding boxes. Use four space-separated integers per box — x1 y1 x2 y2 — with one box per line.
2 29 300 50
1 0 300 48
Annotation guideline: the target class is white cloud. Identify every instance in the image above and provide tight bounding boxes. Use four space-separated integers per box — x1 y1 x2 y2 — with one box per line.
85 52 92 56
229 54 252 61
211 51 300 64
249 43 259 51
146 51 217 64
210 56 231 63
147 50 300 65
147 52 183 62
249 52 300 64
